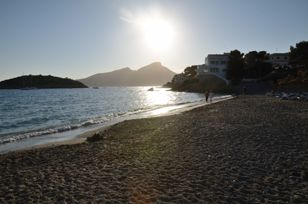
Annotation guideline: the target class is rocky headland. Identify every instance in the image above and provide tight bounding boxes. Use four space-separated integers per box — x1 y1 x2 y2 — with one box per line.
0 75 88 89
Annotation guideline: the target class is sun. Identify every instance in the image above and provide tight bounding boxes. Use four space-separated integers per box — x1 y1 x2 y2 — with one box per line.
139 16 176 52
120 8 177 52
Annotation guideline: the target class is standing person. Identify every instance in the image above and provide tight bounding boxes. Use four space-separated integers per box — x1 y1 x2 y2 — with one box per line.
205 91 209 102
242 86 247 95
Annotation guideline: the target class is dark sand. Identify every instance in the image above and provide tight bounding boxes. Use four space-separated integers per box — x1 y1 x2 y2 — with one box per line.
0 96 307 203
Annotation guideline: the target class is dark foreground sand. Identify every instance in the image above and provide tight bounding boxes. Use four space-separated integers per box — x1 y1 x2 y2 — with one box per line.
0 96 308 203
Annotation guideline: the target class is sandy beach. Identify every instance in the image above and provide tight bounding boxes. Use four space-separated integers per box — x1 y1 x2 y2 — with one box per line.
0 95 307 203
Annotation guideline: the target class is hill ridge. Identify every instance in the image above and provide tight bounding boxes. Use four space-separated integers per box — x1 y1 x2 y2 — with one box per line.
79 62 176 87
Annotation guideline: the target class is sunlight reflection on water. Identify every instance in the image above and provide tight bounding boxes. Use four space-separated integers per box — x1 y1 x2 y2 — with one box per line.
145 88 176 105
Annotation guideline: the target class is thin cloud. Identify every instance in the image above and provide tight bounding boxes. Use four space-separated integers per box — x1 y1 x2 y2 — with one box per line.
119 8 135 24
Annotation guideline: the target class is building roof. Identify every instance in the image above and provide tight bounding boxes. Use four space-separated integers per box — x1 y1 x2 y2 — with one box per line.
270 53 289 56
207 53 229 57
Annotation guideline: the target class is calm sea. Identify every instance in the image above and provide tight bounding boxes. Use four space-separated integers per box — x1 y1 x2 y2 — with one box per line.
0 87 204 145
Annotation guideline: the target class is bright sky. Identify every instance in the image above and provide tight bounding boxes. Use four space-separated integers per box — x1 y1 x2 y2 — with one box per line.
0 0 307 81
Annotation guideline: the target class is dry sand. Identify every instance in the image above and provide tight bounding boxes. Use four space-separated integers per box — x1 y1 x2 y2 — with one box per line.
0 95 307 203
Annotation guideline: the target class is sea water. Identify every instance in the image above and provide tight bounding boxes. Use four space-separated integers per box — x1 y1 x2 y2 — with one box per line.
0 87 205 145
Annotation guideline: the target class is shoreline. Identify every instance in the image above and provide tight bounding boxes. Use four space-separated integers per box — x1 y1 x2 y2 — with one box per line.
0 95 233 154
0 95 307 202
0 86 205 149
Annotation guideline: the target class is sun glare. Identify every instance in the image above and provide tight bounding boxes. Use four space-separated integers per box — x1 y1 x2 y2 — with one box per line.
146 89 173 105
138 16 176 52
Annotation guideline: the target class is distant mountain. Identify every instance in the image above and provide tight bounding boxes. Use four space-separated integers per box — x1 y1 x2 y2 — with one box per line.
0 75 88 89
78 62 176 87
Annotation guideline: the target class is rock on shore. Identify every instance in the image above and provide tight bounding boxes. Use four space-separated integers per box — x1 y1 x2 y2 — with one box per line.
0 96 307 203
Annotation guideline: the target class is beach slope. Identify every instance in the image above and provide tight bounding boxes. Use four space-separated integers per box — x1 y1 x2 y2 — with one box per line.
0 96 307 203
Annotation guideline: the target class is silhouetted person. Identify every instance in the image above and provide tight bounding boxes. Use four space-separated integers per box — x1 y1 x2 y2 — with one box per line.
242 86 247 95
205 91 209 102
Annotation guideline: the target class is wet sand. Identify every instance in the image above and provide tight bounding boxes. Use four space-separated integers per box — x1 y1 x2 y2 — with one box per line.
0 96 307 203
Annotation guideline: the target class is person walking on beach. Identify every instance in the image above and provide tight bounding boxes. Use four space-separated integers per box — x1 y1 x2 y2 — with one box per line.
205 90 209 102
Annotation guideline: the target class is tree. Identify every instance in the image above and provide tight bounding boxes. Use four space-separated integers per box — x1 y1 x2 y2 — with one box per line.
257 51 269 61
244 51 258 78
290 41 308 69
183 65 197 78
244 51 272 78
245 51 258 68
227 50 244 84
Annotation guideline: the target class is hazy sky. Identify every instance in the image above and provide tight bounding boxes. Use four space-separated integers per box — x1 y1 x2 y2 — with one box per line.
0 0 307 81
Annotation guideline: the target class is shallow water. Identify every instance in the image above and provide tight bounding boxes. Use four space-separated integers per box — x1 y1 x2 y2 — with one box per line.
0 87 204 144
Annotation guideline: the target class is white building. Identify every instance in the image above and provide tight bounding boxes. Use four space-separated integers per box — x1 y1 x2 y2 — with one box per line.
197 53 229 82
268 53 289 67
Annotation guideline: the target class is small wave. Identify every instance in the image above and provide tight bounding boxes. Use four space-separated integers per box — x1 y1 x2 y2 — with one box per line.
0 129 58 144
0 117 111 145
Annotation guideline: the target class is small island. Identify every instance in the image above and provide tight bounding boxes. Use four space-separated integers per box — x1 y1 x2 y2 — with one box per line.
0 75 88 89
